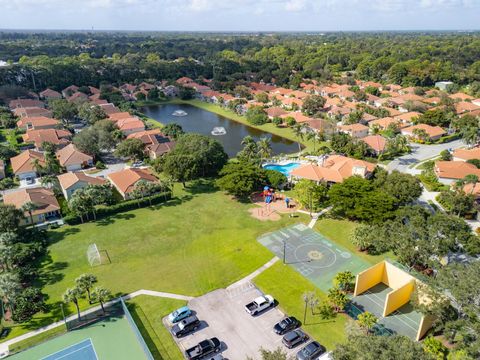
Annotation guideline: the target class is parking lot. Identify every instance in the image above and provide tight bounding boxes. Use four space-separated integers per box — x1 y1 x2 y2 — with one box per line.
164 283 301 359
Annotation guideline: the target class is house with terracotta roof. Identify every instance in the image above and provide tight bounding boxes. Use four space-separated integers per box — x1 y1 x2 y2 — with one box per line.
454 101 480 115
57 172 106 200
452 147 480 162
67 92 89 103
39 88 62 100
62 85 79 98
401 124 446 141
107 168 158 199
56 144 93 171
13 107 53 119
304 119 335 135
368 117 401 131
9 99 45 110
127 129 176 159
3 187 60 225
449 92 474 102
290 155 376 184
99 103 120 115
434 161 480 185
280 112 313 123
17 116 60 131
393 112 421 126
10 149 46 180
115 117 145 136
338 123 369 138
281 97 303 110
22 129 72 150
266 107 287 119
361 135 387 156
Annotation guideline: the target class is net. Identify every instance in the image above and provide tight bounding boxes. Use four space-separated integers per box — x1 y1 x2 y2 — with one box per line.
87 243 101 267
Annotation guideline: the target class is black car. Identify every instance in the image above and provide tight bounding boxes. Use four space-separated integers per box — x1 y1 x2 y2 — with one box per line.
282 329 309 349
171 315 200 338
296 341 326 360
273 316 300 335
185 337 221 360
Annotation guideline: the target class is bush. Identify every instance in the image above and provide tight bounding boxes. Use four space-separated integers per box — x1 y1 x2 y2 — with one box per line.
436 133 460 144
95 161 106 169
63 191 171 225
264 169 287 188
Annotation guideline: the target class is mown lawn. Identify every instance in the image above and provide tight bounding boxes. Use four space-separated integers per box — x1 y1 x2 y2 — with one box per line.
315 218 395 264
127 296 186 360
1 181 308 342
254 262 348 351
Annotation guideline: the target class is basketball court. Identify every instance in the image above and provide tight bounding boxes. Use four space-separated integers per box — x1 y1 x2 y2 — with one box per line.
258 224 370 291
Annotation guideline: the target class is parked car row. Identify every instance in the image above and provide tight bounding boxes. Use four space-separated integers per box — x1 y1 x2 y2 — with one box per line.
273 316 326 360
167 306 225 360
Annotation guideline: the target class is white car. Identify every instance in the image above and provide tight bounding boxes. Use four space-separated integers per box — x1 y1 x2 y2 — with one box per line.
244 295 274 316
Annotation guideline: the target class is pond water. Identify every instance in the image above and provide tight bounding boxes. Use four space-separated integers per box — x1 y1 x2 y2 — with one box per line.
140 103 299 158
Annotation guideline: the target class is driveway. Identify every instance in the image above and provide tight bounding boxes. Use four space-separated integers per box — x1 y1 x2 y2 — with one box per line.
387 139 464 174
85 162 126 178
166 284 303 360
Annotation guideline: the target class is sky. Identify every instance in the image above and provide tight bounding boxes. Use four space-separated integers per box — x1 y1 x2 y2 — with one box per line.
0 0 479 31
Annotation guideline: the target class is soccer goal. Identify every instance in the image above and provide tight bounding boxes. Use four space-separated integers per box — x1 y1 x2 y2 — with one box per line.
87 243 102 266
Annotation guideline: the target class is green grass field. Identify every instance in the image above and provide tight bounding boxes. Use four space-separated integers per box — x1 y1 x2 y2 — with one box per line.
254 262 347 351
315 218 395 264
1 181 308 342
127 296 186 360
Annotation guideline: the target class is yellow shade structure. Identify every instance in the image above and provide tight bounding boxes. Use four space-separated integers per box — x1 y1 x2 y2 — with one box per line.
353 260 435 341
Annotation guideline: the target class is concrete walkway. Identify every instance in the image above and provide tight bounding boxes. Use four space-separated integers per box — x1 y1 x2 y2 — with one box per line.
227 256 279 290
0 289 194 353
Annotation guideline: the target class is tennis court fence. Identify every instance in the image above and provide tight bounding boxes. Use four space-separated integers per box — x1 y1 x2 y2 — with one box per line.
119 298 154 360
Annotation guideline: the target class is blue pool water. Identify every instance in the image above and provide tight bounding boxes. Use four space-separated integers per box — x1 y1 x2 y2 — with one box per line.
263 162 301 176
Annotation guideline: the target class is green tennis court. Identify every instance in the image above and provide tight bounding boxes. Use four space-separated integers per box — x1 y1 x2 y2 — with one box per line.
258 223 370 291
9 302 152 360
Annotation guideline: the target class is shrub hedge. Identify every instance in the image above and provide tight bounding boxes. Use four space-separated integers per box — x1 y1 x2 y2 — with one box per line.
63 191 171 225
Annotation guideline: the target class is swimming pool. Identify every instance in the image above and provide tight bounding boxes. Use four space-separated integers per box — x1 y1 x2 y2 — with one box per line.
263 162 301 176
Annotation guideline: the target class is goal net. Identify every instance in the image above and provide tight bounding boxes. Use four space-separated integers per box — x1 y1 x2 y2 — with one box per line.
87 243 102 266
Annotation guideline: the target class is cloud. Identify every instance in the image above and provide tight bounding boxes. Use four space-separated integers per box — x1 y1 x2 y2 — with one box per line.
285 0 306 12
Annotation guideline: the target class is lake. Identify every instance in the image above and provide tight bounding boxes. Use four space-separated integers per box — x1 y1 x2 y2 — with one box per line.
140 103 299 157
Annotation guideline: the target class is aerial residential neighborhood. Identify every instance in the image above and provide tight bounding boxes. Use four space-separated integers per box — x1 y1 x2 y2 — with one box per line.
0 2 479 360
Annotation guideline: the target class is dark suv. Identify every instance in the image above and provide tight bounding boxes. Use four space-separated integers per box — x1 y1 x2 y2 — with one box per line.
273 316 300 335
171 315 200 338
296 341 326 360
282 329 309 349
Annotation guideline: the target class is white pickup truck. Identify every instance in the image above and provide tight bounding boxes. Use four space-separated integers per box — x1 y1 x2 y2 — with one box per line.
244 295 274 316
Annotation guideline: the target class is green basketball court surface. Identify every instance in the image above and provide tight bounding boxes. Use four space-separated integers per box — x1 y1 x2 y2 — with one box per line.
258 223 370 291
9 303 152 360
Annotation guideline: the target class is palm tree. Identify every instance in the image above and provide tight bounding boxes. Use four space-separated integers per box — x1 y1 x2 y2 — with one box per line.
463 174 479 196
327 287 348 313
21 201 37 226
32 159 44 177
63 287 83 321
40 175 60 194
460 126 479 148
239 136 259 163
0 273 21 316
91 287 112 314
132 180 150 207
292 123 306 152
357 311 378 334
257 137 272 163
306 131 320 152
75 274 98 304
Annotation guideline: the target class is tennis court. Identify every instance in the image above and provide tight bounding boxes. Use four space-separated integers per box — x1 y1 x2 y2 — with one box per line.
41 339 97 360
9 301 153 360
258 224 370 291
